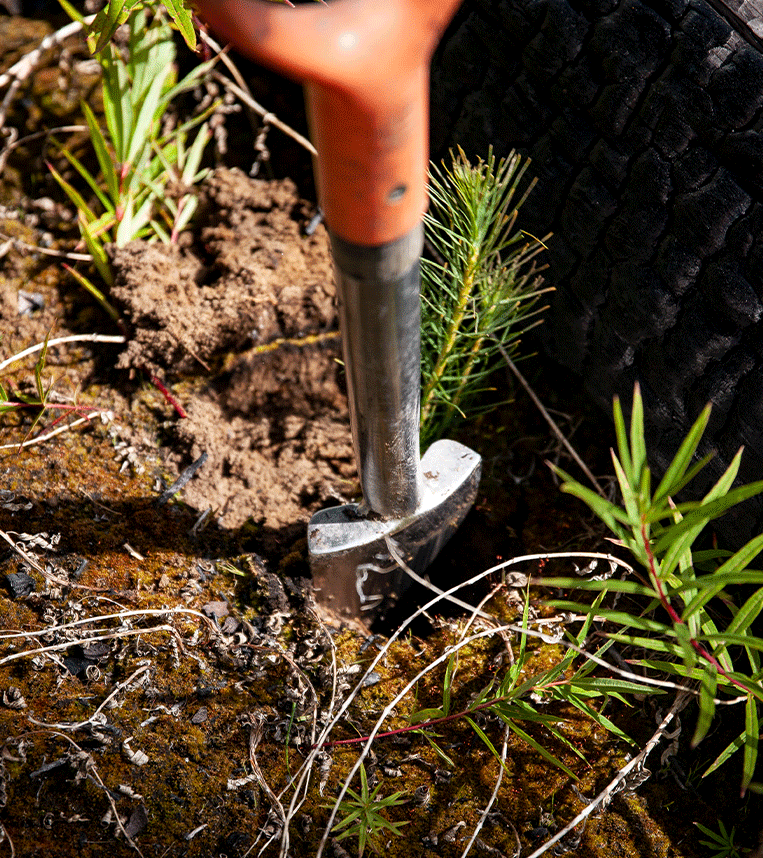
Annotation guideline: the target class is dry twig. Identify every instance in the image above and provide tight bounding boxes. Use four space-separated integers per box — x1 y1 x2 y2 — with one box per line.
26 729 145 856
0 229 91 261
0 410 114 451
0 19 93 133
460 724 514 858
0 625 180 668
0 334 126 373
0 607 218 643
199 30 317 157
524 692 691 858
0 124 86 179
26 665 151 730
0 20 90 92
0 821 14 858
243 712 286 848
495 342 606 498
0 528 110 591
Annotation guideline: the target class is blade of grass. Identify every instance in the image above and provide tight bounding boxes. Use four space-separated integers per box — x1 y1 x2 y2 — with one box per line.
743 694 759 795
652 405 712 507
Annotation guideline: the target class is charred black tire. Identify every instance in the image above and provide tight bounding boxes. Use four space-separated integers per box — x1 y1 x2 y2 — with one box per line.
430 0 763 547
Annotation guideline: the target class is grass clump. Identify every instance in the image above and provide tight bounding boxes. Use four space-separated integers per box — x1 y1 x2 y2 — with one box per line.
50 3 214 314
420 147 551 447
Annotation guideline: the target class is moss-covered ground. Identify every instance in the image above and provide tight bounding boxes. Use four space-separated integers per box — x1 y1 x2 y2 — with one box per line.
1 397 752 857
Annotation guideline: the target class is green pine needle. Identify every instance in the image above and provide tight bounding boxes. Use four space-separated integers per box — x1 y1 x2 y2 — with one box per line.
419 147 551 447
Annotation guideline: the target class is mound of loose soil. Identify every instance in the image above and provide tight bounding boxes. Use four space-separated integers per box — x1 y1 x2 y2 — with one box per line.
111 170 336 375
108 169 355 533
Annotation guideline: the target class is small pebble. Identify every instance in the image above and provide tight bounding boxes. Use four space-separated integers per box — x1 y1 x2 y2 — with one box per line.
191 706 208 724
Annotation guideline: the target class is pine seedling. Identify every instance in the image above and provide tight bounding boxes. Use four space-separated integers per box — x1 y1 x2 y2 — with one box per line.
325 763 409 857
419 147 551 446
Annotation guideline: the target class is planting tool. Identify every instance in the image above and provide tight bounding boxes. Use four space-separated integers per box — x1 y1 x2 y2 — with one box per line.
196 0 481 620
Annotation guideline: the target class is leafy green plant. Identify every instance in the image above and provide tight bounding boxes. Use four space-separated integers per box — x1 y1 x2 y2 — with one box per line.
0 334 53 445
419 147 551 446
0 334 100 447
323 587 658 786
324 763 409 857
405 589 656 780
695 819 749 858
69 0 197 53
545 384 763 794
50 4 214 302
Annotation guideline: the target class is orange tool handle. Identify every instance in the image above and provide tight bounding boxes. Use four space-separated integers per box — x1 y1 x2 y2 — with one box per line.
194 0 462 246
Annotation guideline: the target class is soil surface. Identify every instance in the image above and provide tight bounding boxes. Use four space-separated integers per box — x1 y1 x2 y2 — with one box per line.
0 13 759 858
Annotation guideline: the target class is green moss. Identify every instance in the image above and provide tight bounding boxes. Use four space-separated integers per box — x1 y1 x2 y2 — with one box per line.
0 325 716 858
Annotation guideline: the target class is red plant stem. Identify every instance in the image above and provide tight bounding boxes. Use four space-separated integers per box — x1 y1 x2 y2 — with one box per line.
640 521 751 697
44 407 100 433
315 695 509 749
150 375 187 418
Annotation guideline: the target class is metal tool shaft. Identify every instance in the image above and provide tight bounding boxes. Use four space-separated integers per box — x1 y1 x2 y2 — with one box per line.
330 227 424 517
195 0 480 622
